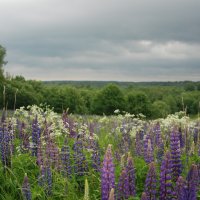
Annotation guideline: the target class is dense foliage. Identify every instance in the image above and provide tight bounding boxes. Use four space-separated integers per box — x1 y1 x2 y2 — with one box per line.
0 106 199 199
1 76 200 118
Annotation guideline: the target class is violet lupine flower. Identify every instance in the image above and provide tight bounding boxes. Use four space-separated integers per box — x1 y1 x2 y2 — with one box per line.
175 176 187 200
36 142 43 167
125 154 136 197
141 192 148 200
0 119 12 169
46 166 53 196
38 163 53 196
116 168 129 200
46 140 60 170
73 139 88 176
155 123 161 146
170 130 182 182
156 138 164 163
32 116 41 157
101 144 115 200
160 151 174 200
145 162 157 200
135 131 144 157
38 165 46 186
61 139 72 177
22 174 32 200
91 148 101 172
144 137 154 164
186 164 199 194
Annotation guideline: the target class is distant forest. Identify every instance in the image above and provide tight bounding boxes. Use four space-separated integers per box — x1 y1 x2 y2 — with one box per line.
1 76 200 118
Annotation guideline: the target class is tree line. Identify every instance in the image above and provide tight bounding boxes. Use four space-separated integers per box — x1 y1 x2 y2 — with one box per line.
1 45 200 118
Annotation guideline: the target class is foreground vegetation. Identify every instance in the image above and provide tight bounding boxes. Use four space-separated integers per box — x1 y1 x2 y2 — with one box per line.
0 105 199 199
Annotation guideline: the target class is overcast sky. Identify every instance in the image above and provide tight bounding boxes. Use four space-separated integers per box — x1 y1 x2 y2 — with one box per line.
0 0 200 81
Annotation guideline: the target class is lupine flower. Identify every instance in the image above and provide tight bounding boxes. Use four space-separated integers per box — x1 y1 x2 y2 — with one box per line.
46 166 53 196
175 176 186 200
175 165 199 200
186 164 199 193
22 174 32 200
116 168 129 199
46 140 60 170
61 139 72 177
0 118 12 169
170 130 182 181
126 154 136 197
73 139 88 176
156 138 164 163
91 147 101 172
101 144 115 200
145 162 157 200
155 123 161 146
38 163 53 196
32 116 41 156
135 131 144 157
160 151 174 199
144 137 154 164
37 141 43 167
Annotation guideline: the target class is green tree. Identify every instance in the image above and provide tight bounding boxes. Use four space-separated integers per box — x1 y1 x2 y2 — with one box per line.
92 84 125 115
151 100 170 118
126 92 151 117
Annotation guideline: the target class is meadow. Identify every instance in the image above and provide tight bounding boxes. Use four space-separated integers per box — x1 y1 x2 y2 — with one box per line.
0 105 199 200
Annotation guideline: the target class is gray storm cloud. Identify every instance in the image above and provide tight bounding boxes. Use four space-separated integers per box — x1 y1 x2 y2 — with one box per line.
0 0 200 81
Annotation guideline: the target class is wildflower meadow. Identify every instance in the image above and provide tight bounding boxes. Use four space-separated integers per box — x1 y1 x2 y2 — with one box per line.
0 105 199 199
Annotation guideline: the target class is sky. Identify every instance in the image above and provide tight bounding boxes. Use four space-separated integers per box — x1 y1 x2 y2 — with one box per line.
0 0 200 81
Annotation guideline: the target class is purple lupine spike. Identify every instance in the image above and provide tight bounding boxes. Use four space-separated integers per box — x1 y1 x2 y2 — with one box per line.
0 118 12 169
156 138 164 163
144 137 154 164
160 151 174 200
38 165 46 186
37 141 43 167
175 176 187 200
73 139 88 176
186 164 199 193
38 162 53 196
22 174 32 200
61 139 72 177
135 131 144 157
91 145 101 172
141 192 148 200
155 122 161 146
31 116 41 156
46 165 53 196
170 129 182 182
145 162 157 200
45 138 60 170
101 144 115 200
126 154 136 197
116 168 129 200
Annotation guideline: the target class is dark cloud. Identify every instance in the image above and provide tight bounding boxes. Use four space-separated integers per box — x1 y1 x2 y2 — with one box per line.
0 0 200 81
